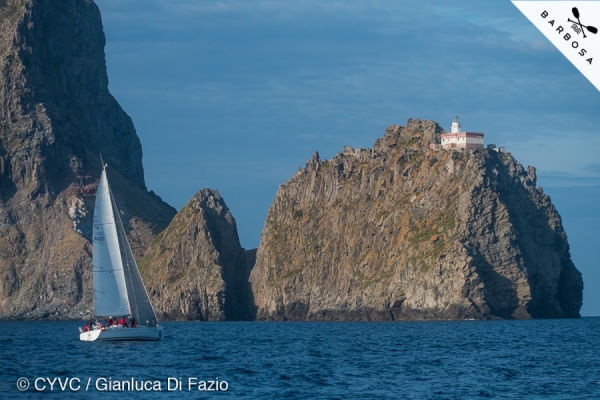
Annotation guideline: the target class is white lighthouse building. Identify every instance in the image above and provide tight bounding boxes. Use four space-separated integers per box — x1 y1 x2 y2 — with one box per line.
440 116 484 149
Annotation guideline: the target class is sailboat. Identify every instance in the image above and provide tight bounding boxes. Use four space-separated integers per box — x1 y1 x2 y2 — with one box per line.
80 162 163 341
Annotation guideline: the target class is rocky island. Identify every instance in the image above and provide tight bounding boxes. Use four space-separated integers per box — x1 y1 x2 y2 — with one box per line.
139 189 255 321
0 0 583 321
249 119 583 320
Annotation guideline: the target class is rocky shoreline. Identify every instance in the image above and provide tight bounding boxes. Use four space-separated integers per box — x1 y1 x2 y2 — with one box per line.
0 1 582 321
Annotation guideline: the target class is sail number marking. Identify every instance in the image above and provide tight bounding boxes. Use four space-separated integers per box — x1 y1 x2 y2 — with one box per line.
93 231 105 242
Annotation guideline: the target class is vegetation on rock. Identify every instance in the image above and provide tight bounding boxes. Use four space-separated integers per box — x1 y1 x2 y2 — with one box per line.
249 119 583 320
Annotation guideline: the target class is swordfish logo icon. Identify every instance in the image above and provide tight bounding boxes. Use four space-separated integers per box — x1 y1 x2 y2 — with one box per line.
568 7 598 38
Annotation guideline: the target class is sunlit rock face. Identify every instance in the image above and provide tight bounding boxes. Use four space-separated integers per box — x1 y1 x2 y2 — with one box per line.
250 119 583 321
140 189 255 321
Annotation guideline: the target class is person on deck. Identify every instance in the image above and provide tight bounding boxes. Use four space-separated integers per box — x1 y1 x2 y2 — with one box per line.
130 317 137 328
107 316 113 327
83 324 89 332
112 318 118 327
120 317 127 327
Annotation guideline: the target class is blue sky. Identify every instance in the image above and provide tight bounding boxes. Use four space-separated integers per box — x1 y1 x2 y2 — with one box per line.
94 0 600 316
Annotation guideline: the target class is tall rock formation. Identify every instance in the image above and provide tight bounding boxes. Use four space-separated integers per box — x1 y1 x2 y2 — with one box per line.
250 119 583 320
140 189 255 321
0 0 176 319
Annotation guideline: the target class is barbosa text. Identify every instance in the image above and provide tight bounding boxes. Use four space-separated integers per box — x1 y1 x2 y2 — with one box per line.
541 10 593 64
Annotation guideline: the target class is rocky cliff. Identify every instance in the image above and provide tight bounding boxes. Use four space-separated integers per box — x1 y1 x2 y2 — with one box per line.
0 0 175 319
140 189 255 321
249 119 583 320
0 0 584 323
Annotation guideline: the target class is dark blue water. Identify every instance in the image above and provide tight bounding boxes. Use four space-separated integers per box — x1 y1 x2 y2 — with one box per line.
1 319 599 399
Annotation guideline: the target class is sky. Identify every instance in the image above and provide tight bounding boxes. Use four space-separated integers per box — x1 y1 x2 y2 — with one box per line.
94 0 600 316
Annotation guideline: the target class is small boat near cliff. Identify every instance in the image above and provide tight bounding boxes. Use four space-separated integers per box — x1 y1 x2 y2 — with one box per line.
80 162 162 341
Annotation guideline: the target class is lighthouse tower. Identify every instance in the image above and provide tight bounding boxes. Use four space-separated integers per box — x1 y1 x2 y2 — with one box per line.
451 115 461 133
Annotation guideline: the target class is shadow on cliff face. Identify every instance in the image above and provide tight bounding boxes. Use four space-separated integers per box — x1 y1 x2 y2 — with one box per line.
0 142 17 202
201 202 257 321
469 247 524 319
483 151 582 318
233 249 257 321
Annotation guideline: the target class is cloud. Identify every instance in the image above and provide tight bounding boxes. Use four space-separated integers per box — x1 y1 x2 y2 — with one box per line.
507 128 600 186
94 0 600 249
584 163 600 175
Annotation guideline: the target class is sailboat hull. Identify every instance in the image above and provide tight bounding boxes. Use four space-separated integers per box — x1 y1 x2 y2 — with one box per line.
79 326 163 341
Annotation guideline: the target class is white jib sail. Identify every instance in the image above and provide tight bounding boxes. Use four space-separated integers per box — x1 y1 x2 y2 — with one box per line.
92 167 130 317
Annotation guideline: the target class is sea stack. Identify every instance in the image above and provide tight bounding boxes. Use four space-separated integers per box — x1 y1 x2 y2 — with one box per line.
140 189 255 321
249 119 583 320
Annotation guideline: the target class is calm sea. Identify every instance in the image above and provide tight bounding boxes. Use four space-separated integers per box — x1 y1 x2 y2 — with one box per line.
1 318 599 399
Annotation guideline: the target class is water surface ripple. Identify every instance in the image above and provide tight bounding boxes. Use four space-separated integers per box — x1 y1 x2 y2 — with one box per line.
1 318 599 399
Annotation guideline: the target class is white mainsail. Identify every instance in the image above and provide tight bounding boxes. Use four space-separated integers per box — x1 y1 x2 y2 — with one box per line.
92 167 130 317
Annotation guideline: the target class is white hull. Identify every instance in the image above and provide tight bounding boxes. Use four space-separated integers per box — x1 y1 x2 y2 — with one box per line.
80 326 163 341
